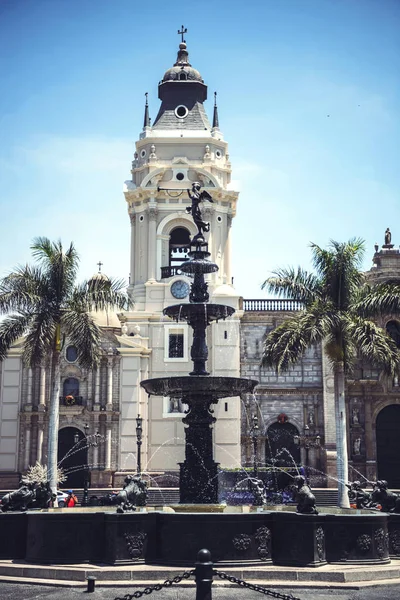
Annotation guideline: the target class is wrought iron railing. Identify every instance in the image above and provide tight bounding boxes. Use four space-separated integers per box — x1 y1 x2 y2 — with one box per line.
160 265 193 279
242 299 303 312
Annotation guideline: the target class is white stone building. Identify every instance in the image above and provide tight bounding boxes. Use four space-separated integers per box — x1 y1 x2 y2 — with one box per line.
0 37 242 489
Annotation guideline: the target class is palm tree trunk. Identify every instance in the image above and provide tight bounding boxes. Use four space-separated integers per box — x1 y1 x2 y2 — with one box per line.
334 362 350 508
48 349 61 500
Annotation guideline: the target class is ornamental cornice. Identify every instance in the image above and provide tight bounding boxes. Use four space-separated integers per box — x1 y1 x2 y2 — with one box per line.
254 387 323 396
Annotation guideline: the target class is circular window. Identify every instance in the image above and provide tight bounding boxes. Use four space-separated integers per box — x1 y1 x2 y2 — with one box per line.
66 346 78 363
140 149 146 158
176 172 185 181
175 105 188 119
217 216 222 223
139 215 144 222
215 150 222 159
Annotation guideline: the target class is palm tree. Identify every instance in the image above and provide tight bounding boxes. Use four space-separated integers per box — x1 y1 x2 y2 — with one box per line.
261 239 400 507
0 237 130 496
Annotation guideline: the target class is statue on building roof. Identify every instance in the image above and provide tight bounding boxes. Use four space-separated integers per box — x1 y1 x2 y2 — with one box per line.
384 228 393 247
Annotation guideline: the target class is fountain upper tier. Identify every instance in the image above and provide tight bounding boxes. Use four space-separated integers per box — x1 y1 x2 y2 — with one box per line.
141 375 258 400
164 303 234 323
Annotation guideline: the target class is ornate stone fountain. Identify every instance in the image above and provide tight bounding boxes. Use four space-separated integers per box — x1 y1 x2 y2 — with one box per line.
141 182 258 504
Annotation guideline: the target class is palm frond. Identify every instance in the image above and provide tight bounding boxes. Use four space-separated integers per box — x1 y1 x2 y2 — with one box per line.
311 239 365 310
0 314 31 361
62 309 102 368
347 318 400 376
262 267 320 305
31 237 80 305
262 308 326 372
73 277 131 312
354 282 400 318
0 265 47 314
23 312 56 367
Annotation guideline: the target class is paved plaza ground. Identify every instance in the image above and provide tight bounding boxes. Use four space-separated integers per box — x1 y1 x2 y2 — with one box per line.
1 581 400 600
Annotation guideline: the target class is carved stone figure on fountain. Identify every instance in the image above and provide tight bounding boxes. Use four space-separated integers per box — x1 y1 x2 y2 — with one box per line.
293 475 318 514
186 182 213 243
371 480 400 513
346 481 371 509
115 474 148 513
0 480 36 512
31 481 54 509
248 477 267 506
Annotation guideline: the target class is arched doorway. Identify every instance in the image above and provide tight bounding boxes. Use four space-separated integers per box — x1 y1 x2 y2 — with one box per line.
57 427 88 489
265 422 301 490
376 405 400 488
265 422 301 466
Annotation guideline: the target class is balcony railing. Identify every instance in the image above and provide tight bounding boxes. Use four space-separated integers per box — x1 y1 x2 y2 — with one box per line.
59 396 84 407
161 266 193 279
242 299 303 312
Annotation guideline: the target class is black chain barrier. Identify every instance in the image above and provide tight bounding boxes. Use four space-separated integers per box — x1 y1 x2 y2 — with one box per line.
215 570 302 600
111 550 303 600
113 570 195 600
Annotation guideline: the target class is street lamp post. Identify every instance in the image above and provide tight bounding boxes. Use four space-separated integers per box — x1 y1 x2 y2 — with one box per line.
136 415 143 475
293 425 321 474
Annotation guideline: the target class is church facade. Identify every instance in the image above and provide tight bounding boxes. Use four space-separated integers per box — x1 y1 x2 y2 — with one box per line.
1 34 400 491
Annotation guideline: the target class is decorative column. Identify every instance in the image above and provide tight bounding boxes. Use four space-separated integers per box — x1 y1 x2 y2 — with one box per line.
147 203 158 281
93 364 100 410
129 212 136 288
37 424 44 464
105 426 112 470
26 368 33 409
24 425 31 469
107 352 113 410
224 212 232 284
86 369 92 409
39 366 46 408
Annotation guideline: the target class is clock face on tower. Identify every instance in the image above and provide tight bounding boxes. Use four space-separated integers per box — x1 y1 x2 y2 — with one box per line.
171 280 190 299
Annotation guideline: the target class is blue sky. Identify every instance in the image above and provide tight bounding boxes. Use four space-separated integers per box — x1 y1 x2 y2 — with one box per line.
0 0 399 297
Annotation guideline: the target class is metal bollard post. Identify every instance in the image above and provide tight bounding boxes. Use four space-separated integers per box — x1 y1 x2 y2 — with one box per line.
195 548 213 600
86 575 96 593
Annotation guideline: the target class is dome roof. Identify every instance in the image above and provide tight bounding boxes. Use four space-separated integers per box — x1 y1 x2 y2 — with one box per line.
88 264 111 290
161 42 203 84
90 309 121 329
162 65 203 83
89 271 110 284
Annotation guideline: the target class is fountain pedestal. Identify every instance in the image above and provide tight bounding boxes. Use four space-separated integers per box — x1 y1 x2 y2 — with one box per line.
179 396 219 503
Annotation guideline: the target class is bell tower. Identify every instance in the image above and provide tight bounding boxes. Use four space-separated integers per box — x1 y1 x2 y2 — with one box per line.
124 32 239 312
119 30 242 476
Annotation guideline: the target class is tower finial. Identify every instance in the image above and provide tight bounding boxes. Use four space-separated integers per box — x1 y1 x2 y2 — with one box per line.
143 92 150 129
212 91 220 129
97 261 103 273
177 25 187 43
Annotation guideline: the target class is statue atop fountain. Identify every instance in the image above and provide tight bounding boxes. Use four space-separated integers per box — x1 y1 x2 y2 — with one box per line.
186 182 214 243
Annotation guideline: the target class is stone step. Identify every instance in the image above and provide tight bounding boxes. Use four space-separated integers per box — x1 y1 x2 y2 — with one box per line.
0 560 399 585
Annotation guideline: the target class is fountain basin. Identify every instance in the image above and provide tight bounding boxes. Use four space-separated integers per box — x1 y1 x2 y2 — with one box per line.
170 504 226 513
141 376 258 400
0 508 393 567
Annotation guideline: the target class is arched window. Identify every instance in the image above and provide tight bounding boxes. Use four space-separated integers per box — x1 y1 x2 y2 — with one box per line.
169 227 191 268
386 320 400 348
179 72 187 80
63 377 80 398
66 345 78 362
